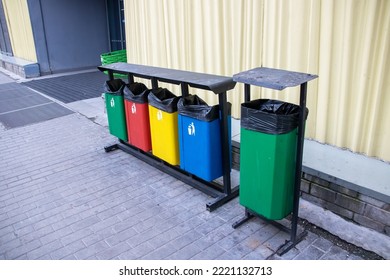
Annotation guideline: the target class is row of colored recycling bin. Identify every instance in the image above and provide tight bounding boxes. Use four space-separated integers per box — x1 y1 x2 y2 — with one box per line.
104 78 306 221
104 79 231 182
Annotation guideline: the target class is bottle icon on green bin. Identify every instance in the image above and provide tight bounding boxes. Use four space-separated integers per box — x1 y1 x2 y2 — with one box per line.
110 97 115 108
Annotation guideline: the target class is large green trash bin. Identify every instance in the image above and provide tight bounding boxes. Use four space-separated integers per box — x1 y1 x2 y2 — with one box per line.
239 99 307 220
104 79 128 141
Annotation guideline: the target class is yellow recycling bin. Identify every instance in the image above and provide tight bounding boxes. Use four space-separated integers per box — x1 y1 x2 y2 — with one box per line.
148 88 180 165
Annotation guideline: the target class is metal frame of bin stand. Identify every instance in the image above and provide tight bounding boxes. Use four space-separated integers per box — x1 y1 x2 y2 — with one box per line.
98 62 238 211
232 67 318 255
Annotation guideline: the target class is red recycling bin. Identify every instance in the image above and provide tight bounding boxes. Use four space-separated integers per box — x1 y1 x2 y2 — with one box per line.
123 83 152 152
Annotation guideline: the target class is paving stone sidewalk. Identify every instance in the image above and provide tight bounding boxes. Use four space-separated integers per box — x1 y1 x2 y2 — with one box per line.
0 108 368 260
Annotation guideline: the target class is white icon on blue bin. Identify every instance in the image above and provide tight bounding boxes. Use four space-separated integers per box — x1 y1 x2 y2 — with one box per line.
188 122 195 136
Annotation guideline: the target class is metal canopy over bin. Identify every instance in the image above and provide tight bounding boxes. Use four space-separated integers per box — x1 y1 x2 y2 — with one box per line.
98 62 238 211
232 67 318 255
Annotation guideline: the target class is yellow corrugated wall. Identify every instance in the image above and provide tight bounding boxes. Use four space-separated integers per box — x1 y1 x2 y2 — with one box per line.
124 0 390 162
2 0 37 62
125 0 264 106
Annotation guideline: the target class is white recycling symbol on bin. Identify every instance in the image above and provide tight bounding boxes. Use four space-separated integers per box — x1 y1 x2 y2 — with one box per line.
188 122 195 136
131 103 136 114
157 110 163 121
110 97 115 108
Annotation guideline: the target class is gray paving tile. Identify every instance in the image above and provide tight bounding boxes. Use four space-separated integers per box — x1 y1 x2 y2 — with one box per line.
105 227 138 247
50 240 86 260
242 245 274 260
0 235 23 254
141 244 180 260
74 241 110 260
294 245 325 260
70 215 101 232
195 216 226 236
147 228 181 249
191 244 226 260
216 229 258 251
262 230 290 251
168 230 202 251
26 240 63 260
96 242 132 260
6 239 42 259
60 228 94 246
165 243 203 260
83 227 116 247
320 245 350 260
312 238 334 252
128 243 156 259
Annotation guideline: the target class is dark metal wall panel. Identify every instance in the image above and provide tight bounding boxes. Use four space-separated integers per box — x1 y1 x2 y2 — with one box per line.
28 0 109 74
0 1 13 55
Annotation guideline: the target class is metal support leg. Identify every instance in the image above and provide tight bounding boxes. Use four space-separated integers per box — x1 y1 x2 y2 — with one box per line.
128 74 134 84
104 143 119 153
233 208 307 256
218 91 231 195
290 82 307 243
203 91 240 211
151 77 158 89
108 70 114 81
276 231 308 256
244 83 251 102
206 186 239 211
274 82 309 256
181 83 189 97
232 208 255 228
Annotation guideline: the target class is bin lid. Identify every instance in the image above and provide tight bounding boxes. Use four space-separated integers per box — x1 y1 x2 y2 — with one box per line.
103 79 126 95
123 82 149 103
148 88 179 113
233 67 318 90
177 95 221 122
241 99 308 135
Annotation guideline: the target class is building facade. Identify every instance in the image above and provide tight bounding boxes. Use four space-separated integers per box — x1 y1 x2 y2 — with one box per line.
0 0 125 77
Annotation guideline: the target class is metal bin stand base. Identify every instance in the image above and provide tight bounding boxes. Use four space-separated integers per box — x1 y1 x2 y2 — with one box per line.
232 208 308 256
104 140 238 211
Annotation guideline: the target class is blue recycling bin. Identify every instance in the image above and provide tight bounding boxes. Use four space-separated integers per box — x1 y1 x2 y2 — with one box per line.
178 95 231 182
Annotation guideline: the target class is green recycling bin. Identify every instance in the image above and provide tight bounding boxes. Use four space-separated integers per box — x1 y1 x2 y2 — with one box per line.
104 79 128 141
239 99 307 220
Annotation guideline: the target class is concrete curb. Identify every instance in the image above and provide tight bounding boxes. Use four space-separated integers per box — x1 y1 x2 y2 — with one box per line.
299 199 390 259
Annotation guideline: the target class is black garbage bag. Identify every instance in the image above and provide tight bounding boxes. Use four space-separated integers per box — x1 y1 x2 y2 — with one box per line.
103 79 126 95
147 88 180 113
178 95 231 122
241 99 308 134
123 82 150 103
